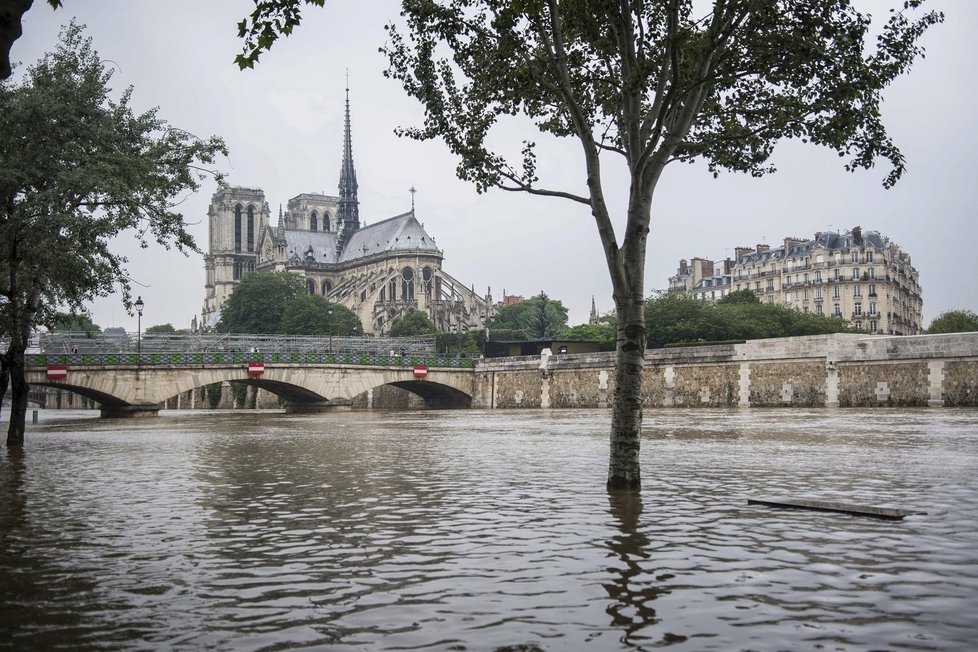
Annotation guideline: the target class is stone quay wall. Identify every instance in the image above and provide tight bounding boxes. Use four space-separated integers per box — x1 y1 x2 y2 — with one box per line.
471 332 978 409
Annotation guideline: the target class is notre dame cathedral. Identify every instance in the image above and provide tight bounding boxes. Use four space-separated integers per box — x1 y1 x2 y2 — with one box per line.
201 88 492 336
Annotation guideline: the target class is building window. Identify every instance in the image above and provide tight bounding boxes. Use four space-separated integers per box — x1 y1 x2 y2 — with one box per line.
388 277 397 302
853 285 861 297
804 273 809 284
815 271 822 283
833 286 840 299
767 296 774 304
834 304 841 317
868 267 875 279
401 268 415 301
870 320 878 332
246 206 255 252
306 279 315 295
815 287 823 299
310 212 318 232
834 268 840 281
855 320 863 330
803 289 808 301
869 302 877 315
868 284 876 296
816 304 823 315
321 280 332 295
422 267 433 295
851 267 859 280
866 251 874 263
851 251 858 263
234 204 242 252
854 303 862 316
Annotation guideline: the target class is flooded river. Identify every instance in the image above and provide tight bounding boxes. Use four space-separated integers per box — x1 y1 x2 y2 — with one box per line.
1 408 976 650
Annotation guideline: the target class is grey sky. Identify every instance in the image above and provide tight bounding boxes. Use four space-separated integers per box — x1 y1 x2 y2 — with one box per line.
11 0 976 333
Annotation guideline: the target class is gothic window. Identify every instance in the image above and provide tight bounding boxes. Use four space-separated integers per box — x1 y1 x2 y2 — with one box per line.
422 267 433 295
310 212 318 232
247 206 255 252
322 280 332 295
401 268 415 301
307 279 316 295
323 212 331 232
379 286 386 302
234 204 243 252
388 277 397 302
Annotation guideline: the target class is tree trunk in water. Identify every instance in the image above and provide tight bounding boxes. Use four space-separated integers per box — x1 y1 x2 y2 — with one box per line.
0 351 9 422
6 349 28 446
607 297 645 492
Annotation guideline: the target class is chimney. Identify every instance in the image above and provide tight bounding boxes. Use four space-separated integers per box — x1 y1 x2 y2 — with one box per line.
679 259 688 274
734 247 752 263
756 243 770 254
783 237 802 254
724 258 734 274
852 225 863 246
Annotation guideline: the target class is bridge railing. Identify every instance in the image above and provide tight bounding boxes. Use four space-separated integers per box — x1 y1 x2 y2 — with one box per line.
26 350 476 369
24 332 437 356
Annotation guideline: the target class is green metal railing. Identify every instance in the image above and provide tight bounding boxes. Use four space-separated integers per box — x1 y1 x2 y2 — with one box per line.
27 351 476 369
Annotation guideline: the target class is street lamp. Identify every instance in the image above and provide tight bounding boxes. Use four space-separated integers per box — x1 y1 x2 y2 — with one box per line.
327 304 334 353
135 296 144 375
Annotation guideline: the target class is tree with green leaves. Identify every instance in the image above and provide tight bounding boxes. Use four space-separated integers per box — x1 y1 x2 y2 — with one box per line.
0 24 225 446
561 322 616 350
493 292 569 340
215 272 305 333
388 309 437 337
926 310 978 334
280 294 363 336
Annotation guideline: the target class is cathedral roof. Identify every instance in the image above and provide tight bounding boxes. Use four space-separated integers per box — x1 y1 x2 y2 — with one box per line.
338 211 441 263
284 230 340 264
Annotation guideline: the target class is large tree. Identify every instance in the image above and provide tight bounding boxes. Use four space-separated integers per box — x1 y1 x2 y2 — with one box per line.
0 23 225 445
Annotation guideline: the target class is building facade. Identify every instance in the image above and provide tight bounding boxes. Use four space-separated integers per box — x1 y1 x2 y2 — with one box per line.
201 88 491 335
668 226 923 335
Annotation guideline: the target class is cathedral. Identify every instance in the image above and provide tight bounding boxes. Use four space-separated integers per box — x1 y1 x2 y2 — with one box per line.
201 88 492 336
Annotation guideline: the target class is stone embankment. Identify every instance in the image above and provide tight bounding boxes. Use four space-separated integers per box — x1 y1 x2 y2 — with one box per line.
471 332 978 409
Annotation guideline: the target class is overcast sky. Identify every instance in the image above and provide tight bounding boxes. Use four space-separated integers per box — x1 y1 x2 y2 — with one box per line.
11 0 976 332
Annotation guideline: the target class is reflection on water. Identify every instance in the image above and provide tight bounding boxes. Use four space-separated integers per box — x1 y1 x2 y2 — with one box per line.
1 408 976 650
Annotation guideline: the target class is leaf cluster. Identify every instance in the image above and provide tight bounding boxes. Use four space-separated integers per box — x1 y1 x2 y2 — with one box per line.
388 308 438 337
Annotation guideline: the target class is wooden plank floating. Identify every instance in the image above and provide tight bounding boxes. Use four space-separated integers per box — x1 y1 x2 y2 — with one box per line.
748 498 926 520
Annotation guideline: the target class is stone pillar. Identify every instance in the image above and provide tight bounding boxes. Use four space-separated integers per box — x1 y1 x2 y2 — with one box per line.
825 360 840 408
540 371 551 408
598 370 609 409
927 360 945 407
663 365 675 407
738 362 751 407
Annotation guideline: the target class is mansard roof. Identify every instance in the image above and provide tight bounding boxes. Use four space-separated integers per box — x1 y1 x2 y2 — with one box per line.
338 211 441 263
284 230 340 264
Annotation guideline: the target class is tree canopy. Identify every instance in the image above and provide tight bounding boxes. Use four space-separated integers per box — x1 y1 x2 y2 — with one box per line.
280 293 363 336
493 292 569 340
388 309 437 337
926 309 978 334
0 23 225 445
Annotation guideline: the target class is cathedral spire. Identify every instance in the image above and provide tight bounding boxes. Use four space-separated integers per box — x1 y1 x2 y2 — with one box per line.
589 296 599 325
337 71 360 252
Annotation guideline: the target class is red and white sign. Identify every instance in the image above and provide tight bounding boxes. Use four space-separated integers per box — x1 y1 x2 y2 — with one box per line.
247 363 265 376
47 365 67 379
413 366 428 378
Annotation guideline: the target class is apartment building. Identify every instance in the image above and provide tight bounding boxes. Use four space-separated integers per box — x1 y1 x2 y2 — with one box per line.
668 226 923 335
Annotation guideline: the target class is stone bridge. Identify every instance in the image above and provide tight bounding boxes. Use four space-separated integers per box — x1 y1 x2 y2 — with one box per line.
25 352 475 417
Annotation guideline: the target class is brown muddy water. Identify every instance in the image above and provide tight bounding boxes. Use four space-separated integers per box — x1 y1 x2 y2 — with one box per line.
1 408 976 650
